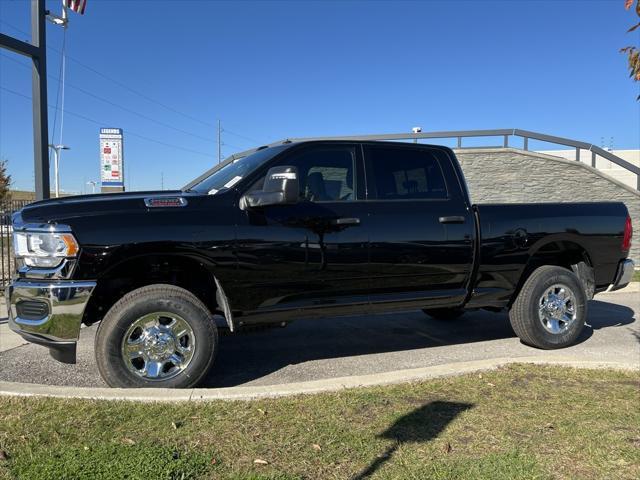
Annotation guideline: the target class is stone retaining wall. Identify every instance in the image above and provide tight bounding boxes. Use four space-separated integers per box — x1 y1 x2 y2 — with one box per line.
454 148 639 263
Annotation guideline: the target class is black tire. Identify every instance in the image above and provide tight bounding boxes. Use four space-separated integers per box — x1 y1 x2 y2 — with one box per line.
422 308 465 320
95 284 218 388
509 266 587 349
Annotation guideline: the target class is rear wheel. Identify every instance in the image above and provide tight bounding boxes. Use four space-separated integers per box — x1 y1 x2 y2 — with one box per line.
422 308 465 320
509 266 587 349
95 284 218 388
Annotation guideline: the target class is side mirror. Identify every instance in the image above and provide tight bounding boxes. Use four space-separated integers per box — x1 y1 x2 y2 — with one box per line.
240 166 299 209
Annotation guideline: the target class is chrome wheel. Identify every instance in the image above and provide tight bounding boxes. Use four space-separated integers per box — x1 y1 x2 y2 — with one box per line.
538 284 577 335
120 312 196 381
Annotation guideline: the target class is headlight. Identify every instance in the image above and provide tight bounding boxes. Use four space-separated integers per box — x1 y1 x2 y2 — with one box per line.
13 231 79 268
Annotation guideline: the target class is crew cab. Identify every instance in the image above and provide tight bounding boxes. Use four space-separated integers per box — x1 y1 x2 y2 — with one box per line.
7 140 635 388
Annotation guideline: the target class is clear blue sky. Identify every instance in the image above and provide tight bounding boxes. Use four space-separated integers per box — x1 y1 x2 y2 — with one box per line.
1 0 639 193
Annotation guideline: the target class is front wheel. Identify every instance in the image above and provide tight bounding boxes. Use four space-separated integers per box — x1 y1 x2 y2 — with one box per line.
95 284 218 388
509 266 587 349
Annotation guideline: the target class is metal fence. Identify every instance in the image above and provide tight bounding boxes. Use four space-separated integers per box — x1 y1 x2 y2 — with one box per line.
185 128 640 191
1 199 31 289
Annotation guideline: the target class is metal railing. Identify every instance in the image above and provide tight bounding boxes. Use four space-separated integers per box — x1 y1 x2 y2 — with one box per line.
187 128 639 191
1 199 31 289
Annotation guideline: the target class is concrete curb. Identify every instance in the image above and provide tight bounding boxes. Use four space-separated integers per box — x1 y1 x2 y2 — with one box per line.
0 356 637 403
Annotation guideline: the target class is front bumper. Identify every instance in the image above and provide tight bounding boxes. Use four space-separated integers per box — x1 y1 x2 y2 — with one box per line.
609 259 635 292
6 279 96 364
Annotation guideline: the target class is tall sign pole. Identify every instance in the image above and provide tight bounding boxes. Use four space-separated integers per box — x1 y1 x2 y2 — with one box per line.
31 0 50 200
0 0 50 200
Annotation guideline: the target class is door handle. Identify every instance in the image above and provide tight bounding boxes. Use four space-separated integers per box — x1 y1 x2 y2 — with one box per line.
439 215 466 224
332 217 361 226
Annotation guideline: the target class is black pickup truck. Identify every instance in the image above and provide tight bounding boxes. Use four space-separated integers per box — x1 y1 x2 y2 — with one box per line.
7 140 635 388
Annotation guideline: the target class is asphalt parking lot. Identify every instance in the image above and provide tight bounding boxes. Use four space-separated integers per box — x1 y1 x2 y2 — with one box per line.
0 290 638 388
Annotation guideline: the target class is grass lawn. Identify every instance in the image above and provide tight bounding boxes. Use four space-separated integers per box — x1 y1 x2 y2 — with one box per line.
633 270 640 282
0 364 638 480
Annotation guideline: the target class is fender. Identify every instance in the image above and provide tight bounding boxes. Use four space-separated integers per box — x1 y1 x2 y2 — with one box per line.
79 248 237 332
513 236 595 304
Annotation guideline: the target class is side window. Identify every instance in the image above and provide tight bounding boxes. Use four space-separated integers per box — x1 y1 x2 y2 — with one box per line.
367 147 448 200
279 147 356 202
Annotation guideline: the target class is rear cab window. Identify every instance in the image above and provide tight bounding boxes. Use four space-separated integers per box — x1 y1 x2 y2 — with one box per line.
364 145 450 201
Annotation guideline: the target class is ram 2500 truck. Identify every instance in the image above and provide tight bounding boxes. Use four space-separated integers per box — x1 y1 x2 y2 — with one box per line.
7 140 635 388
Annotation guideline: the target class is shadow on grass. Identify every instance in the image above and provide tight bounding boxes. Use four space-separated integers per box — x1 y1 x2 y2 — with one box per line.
352 400 473 480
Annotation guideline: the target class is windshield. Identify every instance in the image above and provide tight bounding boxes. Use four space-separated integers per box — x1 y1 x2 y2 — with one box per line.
188 144 290 194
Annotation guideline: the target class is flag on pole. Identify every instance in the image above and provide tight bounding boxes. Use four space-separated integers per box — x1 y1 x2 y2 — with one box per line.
64 0 87 15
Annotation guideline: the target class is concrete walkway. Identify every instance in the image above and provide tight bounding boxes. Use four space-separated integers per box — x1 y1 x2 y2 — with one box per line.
0 297 28 353
0 324 28 352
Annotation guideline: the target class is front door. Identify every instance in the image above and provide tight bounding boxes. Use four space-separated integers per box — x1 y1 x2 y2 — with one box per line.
234 143 370 322
363 144 474 312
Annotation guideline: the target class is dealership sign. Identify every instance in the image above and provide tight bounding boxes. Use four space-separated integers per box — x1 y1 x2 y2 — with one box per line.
100 128 124 189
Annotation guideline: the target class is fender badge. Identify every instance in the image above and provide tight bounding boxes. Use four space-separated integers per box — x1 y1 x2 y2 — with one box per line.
144 197 188 208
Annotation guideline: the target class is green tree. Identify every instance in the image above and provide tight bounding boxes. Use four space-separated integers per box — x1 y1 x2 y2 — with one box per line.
621 0 640 99
0 159 12 201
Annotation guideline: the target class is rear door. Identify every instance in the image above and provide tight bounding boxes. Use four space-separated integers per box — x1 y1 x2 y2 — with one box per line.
363 144 474 311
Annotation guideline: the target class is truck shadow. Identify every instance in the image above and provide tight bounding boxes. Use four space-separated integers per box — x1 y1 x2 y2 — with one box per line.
203 299 635 388
586 298 636 331
351 400 473 479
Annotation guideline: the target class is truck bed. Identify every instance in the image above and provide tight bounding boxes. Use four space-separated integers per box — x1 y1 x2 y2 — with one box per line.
468 202 628 307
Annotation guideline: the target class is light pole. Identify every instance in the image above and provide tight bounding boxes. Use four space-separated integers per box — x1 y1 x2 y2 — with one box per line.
412 126 422 144
48 144 69 197
86 180 97 194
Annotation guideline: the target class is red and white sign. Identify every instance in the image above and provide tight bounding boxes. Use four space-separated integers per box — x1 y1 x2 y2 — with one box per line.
100 128 124 185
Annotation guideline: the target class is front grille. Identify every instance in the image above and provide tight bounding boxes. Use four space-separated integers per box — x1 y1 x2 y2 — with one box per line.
16 300 49 320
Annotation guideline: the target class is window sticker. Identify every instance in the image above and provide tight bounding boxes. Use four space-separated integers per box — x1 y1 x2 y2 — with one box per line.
224 176 243 188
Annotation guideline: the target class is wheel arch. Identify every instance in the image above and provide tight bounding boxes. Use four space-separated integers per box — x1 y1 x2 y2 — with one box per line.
82 253 236 331
511 238 595 306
